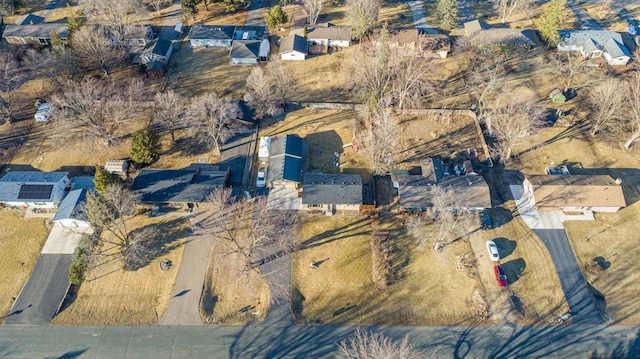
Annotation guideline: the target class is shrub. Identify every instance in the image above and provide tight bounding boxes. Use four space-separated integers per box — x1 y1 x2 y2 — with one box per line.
130 127 161 166
266 5 288 29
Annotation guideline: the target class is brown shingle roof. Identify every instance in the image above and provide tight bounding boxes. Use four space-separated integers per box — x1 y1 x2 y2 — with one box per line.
397 174 491 209
527 175 626 209
307 23 351 41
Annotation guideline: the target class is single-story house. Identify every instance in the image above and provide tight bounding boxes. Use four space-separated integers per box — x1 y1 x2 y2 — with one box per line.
307 23 351 50
188 24 236 47
280 34 308 61
463 20 535 48
233 26 266 40
140 38 174 64
52 189 90 228
229 39 270 65
557 30 631 66
266 134 304 188
302 173 363 215
382 28 450 58
0 171 70 208
2 13 68 46
132 167 230 206
524 174 626 212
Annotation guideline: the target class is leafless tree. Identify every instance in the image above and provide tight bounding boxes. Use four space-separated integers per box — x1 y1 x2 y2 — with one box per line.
265 58 294 108
596 0 613 17
391 54 435 109
488 96 546 162
153 90 187 142
463 56 505 135
303 0 325 25
71 25 125 76
25 47 79 87
358 100 398 174
588 77 625 137
142 0 172 15
336 329 426 359
551 51 586 92
492 0 533 23
0 48 25 122
79 0 146 55
352 32 393 110
245 66 277 120
187 94 241 154
623 72 640 149
347 0 379 41
51 78 144 146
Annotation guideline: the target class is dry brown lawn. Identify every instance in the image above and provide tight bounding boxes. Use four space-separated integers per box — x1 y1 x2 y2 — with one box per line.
52 216 188 325
0 210 49 322
292 215 486 325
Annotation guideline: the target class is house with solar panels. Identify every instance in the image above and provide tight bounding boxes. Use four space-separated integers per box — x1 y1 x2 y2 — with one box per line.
0 171 70 208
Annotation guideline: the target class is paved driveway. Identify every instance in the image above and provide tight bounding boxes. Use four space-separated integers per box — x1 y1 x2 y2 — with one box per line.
568 0 603 30
244 0 266 26
220 127 255 187
407 1 439 33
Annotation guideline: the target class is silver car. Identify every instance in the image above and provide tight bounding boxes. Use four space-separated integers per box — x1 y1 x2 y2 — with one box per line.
486 240 500 262
256 167 267 188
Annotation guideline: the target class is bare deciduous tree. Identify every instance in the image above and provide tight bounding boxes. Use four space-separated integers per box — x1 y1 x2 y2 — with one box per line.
265 58 294 108
623 72 640 149
187 94 241 153
551 50 585 92
336 329 425 359
588 77 625 137
142 0 172 15
71 25 125 75
352 30 393 110
25 47 79 87
153 90 187 142
51 78 144 146
303 0 325 25
492 0 533 23
463 55 505 135
0 48 25 122
245 66 277 120
347 0 379 41
358 101 398 174
392 54 435 109
80 0 146 55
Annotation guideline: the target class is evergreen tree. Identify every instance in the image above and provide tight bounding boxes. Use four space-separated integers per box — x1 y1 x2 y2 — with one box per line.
130 127 161 166
181 0 198 20
435 0 458 31
536 0 566 46
303 23 308 38
93 164 120 195
266 5 288 29
67 5 84 38
50 30 62 48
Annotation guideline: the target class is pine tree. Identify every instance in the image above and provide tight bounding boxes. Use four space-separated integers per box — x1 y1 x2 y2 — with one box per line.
536 0 566 46
181 0 198 20
303 23 308 38
130 127 161 166
50 30 62 48
435 0 458 31
266 5 288 29
93 165 120 195
67 5 84 39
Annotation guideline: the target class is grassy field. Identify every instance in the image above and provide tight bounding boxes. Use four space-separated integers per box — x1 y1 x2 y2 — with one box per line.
0 210 49 323
291 215 485 325
52 216 188 325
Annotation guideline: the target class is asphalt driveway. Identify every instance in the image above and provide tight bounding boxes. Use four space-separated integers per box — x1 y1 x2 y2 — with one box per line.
220 127 256 188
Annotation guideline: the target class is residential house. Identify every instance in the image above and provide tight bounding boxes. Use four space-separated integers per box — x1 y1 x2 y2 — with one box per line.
132 166 230 208
233 26 266 40
52 189 90 228
188 24 236 47
229 39 270 65
266 134 304 188
0 171 70 208
302 173 363 215
463 19 535 48
524 174 626 212
2 13 68 46
307 23 351 53
280 34 308 61
140 39 174 76
557 30 631 66
384 28 450 58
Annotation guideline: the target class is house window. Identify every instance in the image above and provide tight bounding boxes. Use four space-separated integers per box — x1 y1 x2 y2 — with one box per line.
34 202 46 206
39 38 49 45
308 204 321 208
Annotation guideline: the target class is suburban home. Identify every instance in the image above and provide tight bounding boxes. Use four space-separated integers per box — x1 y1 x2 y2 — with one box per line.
52 189 90 228
302 173 363 215
188 24 236 47
266 134 304 188
233 26 266 40
280 34 308 61
463 19 535 48
394 158 491 211
141 38 173 64
523 174 626 212
132 166 230 208
557 30 631 66
2 13 68 45
99 24 154 48
307 23 351 53
0 171 70 209
229 39 270 65
383 28 450 58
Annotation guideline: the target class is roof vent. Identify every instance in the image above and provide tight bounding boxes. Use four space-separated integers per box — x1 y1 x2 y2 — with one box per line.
615 178 622 185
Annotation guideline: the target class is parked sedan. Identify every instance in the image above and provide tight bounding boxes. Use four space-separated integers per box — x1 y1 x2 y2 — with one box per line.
256 167 267 188
486 240 500 261
494 265 508 287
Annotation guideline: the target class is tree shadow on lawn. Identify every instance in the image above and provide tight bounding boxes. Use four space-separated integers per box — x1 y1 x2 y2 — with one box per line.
502 258 526 285
493 237 516 259
122 218 188 271
162 135 212 158
297 216 371 250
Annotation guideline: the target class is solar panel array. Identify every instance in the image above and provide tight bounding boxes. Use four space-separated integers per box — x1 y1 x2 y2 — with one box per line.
17 184 53 200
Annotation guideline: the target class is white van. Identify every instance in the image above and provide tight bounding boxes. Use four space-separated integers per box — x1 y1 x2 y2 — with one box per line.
35 103 53 123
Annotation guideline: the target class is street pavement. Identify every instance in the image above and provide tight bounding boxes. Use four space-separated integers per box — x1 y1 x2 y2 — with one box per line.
3 254 71 326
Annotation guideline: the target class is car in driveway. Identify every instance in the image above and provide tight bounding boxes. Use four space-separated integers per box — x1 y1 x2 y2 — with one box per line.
256 167 267 188
494 265 508 287
486 240 500 261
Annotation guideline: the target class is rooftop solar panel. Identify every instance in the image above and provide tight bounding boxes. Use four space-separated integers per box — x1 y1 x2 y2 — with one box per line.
17 184 53 200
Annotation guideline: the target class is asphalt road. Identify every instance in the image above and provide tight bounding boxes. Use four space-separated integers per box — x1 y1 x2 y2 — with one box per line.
4 254 71 326
1 323 639 358
534 229 604 325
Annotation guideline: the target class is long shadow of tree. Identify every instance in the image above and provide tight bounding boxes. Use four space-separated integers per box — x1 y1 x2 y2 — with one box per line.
122 217 189 271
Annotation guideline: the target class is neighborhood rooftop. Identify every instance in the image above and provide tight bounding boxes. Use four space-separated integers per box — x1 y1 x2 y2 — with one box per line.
558 30 631 59
132 168 228 204
280 34 308 55
52 189 88 222
397 174 491 210
302 173 363 205
188 24 235 40
267 134 304 183
526 174 626 208
307 23 352 41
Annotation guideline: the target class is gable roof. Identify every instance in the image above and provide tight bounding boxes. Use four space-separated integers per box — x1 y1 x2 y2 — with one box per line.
230 40 261 59
267 134 304 183
152 39 173 56
15 13 45 25
396 174 491 209
302 173 363 205
464 19 491 36
53 189 88 222
188 24 235 40
233 26 266 40
132 168 228 203
280 34 308 54
526 175 626 208
558 30 631 58
3 22 69 40
307 23 351 41
0 171 68 203
470 28 535 46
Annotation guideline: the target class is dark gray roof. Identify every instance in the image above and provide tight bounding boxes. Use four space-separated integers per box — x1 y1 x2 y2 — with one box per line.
0 171 68 183
397 174 491 210
188 24 235 40
267 134 304 183
302 173 362 205
463 19 490 36
152 39 172 56
558 30 631 59
0 171 68 203
3 23 68 40
15 13 45 25
230 40 261 59
53 189 87 222
307 23 351 41
233 26 266 40
132 169 228 203
280 34 308 54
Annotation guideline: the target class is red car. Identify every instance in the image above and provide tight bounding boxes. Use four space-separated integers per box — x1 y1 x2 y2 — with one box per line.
494 265 508 287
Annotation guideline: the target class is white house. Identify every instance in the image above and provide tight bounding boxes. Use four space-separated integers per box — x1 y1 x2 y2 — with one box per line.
557 30 631 66
280 34 307 61
52 189 90 227
307 23 351 48
0 171 70 208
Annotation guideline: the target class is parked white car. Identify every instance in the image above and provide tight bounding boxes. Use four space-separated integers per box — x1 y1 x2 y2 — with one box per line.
256 167 267 188
486 240 500 261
